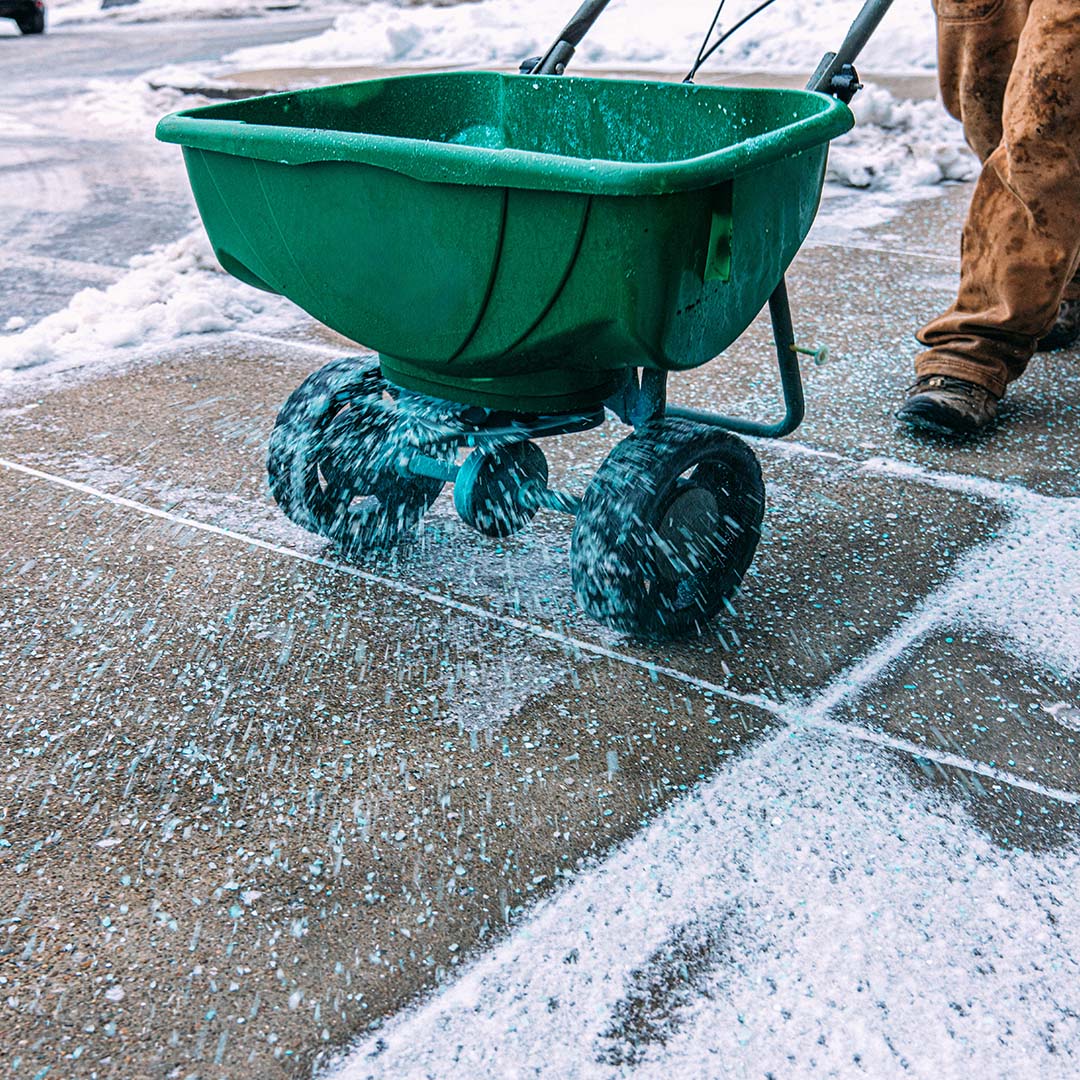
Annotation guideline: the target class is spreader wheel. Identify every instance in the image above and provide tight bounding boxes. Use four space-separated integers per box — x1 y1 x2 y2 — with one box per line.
267 356 449 554
454 442 549 538
570 419 764 638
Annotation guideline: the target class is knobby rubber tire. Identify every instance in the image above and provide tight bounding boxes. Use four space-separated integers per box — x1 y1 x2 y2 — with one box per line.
267 356 447 555
570 418 764 638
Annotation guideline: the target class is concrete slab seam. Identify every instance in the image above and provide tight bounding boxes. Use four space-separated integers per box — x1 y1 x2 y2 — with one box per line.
805 239 961 265
4 455 1076 808
789 718 1080 807
765 439 1071 513
230 330 350 357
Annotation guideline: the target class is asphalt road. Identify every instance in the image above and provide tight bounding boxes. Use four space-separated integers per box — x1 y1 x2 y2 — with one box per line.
0 15 333 325
0 14 334 89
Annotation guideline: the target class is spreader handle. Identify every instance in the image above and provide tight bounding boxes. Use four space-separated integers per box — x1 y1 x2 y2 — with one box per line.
807 0 896 95
532 0 614 75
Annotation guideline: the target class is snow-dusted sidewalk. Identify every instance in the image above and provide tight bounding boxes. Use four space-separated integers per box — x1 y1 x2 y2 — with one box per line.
4 175 1080 1079
3 6 1080 1078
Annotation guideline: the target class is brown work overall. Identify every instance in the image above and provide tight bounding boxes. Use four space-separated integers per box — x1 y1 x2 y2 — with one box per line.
915 0 1080 397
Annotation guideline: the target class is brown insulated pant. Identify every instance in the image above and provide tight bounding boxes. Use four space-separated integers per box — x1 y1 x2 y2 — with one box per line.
915 0 1080 397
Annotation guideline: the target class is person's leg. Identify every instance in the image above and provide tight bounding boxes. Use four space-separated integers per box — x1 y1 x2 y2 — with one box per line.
895 0 1026 433
913 0 1080 402
934 0 1028 164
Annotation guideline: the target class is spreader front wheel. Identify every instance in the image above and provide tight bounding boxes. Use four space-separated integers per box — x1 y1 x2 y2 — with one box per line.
570 419 764 638
453 441 549 538
267 357 448 554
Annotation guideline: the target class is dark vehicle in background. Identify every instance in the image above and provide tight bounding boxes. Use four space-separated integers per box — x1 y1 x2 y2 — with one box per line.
1 0 45 34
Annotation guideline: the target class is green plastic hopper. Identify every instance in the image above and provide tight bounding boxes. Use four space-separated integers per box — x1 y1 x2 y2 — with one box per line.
157 72 852 412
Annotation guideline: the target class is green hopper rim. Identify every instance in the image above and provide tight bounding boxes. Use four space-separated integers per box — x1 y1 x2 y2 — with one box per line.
156 72 854 198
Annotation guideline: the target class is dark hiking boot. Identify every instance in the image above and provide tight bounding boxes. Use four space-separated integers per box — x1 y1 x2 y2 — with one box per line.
1036 298 1080 352
896 375 999 436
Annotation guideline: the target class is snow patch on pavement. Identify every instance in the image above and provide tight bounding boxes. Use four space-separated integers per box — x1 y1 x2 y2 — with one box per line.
0 229 297 389
326 729 1080 1080
323 484 1080 1080
441 647 574 733
815 85 975 235
949 509 1080 680
0 111 45 138
855 462 1080 681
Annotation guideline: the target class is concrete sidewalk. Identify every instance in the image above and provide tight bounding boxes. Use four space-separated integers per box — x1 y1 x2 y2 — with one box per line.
2 158 1079 1078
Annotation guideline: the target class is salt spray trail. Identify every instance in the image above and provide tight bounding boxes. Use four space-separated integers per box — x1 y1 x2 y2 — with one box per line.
328 490 1080 1079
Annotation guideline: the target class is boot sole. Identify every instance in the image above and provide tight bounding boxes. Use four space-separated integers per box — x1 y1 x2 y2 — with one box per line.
896 404 987 438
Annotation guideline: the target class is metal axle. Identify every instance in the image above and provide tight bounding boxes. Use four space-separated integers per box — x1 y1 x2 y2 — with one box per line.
401 451 582 516
518 479 582 516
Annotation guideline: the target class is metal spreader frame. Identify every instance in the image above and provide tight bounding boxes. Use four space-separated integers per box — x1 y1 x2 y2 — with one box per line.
530 0 896 440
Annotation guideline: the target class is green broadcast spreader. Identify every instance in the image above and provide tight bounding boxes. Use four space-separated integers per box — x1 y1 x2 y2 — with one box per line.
157 0 895 638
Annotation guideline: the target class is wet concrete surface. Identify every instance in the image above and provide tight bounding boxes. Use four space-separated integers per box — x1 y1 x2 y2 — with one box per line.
0 470 772 1077
1 89 1079 1079
2 327 1074 1075
0 337 1009 708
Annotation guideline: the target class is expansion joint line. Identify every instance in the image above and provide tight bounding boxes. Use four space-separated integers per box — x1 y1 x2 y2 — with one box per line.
1 455 1077 809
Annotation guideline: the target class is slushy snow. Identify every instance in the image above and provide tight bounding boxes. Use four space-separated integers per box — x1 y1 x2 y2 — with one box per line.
0 230 296 386
227 0 938 75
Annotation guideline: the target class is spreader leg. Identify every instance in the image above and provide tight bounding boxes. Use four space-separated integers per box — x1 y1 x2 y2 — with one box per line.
606 276 807 441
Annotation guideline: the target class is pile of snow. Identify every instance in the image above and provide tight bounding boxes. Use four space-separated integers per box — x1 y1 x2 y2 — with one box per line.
226 0 937 75
0 230 295 385
827 84 976 192
71 73 199 136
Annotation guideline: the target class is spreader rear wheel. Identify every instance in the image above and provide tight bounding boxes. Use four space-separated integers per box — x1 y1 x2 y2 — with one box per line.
268 356 448 554
570 419 764 638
